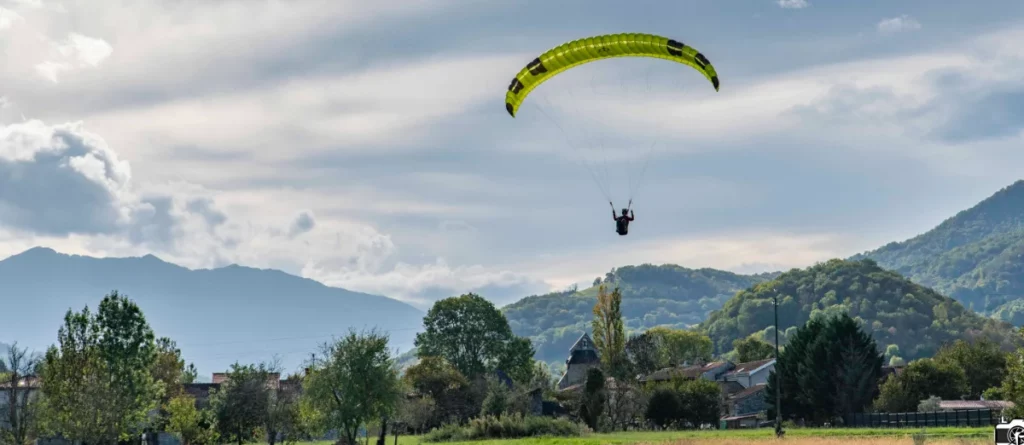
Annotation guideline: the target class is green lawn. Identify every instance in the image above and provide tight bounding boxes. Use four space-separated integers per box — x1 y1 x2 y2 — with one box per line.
320 426 991 445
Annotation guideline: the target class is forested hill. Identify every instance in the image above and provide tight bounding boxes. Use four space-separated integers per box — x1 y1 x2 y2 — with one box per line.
502 264 775 366
853 180 1024 319
699 259 1020 361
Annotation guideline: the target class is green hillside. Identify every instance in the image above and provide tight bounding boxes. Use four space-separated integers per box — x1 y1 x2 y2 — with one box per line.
854 180 1024 317
699 259 1021 360
502 264 774 365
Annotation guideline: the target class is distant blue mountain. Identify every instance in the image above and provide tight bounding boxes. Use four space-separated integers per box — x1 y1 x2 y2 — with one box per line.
0 247 424 377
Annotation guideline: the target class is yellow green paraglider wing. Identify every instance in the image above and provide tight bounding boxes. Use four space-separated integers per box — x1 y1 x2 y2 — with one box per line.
504 33 720 117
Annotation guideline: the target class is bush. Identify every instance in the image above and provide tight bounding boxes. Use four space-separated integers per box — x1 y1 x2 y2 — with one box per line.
422 413 589 442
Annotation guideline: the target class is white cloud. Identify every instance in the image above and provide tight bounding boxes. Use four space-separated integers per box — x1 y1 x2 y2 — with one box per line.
34 33 112 82
777 0 809 9
878 15 922 34
8 0 44 7
0 6 23 29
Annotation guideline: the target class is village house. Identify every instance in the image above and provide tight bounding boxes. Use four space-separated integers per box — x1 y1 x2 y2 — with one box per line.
556 332 601 390
641 358 777 428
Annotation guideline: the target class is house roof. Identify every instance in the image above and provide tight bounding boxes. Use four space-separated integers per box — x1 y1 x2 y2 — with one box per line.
718 380 746 395
728 384 767 401
642 361 729 382
939 400 1015 410
725 359 775 376
569 332 596 353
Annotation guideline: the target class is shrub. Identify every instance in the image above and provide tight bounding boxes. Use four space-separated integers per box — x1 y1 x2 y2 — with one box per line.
422 413 589 442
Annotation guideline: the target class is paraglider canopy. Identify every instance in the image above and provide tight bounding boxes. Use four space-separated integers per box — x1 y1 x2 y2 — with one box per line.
504 33 719 118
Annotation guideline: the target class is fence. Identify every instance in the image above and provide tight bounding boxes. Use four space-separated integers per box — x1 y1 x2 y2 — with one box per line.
844 409 998 428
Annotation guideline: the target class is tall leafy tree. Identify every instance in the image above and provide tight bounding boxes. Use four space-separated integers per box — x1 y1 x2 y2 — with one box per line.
764 313 883 425
1000 346 1024 418
210 362 274 445
933 338 1008 398
39 292 160 444
302 330 401 445
624 332 661 378
647 327 712 367
874 358 969 413
415 293 534 381
151 337 196 431
592 286 626 379
733 335 776 363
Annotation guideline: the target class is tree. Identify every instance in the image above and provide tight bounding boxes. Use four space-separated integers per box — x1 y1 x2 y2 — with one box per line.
917 395 941 412
578 368 606 431
647 327 712 367
1000 347 1024 418
1 343 39 445
625 332 662 378
266 377 303 445
401 356 473 426
874 359 969 413
676 379 721 429
764 314 883 425
479 377 511 418
302 330 401 445
151 337 196 431
644 387 680 430
167 394 218 445
592 286 627 379
211 362 273 445
933 338 1008 399
733 335 775 363
604 380 643 432
398 395 434 435
415 294 535 382
39 292 161 444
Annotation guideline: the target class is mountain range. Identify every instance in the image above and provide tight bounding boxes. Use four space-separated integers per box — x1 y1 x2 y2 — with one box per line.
0 248 424 377
5 180 1024 377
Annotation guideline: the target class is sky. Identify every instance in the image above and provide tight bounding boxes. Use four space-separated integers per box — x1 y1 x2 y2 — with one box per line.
2 0 1024 314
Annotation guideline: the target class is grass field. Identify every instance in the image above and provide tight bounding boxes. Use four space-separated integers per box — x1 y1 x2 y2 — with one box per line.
335 426 992 445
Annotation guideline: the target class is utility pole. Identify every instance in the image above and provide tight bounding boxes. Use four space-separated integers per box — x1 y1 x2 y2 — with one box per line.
774 290 785 438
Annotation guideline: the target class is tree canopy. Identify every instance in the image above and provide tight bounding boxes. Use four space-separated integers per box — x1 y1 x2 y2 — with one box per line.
416 293 534 382
702 259 1020 360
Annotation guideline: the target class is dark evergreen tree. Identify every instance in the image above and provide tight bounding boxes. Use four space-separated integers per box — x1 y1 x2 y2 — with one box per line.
765 313 883 425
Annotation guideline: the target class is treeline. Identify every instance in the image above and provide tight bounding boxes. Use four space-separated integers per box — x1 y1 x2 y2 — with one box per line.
701 259 1021 360
9 282 1024 445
